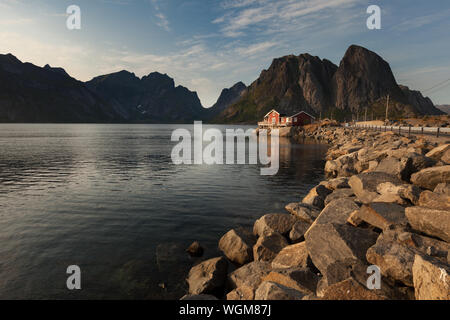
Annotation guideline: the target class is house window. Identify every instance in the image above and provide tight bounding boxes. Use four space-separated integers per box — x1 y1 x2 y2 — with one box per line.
272 117 276 124
294 117 297 121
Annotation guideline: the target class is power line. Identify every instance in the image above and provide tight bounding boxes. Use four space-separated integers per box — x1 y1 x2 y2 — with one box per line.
426 81 450 95
422 78 450 92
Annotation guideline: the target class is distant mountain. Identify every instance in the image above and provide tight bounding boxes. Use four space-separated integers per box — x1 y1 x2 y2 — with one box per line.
0 54 122 123
205 82 246 120
86 71 206 123
436 104 450 114
214 45 443 123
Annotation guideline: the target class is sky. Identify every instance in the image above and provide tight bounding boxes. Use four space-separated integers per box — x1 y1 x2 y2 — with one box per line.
0 0 450 107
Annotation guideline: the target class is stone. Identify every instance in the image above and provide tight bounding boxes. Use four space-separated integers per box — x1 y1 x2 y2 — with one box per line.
425 144 450 161
376 182 421 205
320 177 350 190
442 149 450 164
187 257 228 295
374 156 404 179
324 188 355 206
322 277 387 300
349 172 402 204
180 294 219 300
271 242 309 269
349 202 407 230
399 152 436 182
254 281 305 300
289 220 311 243
405 207 450 242
410 165 450 190
285 202 320 224
302 185 333 209
305 198 359 234
186 241 204 257
418 190 450 210
219 228 256 265
305 223 378 283
253 213 298 237
412 254 450 300
226 285 255 300
262 267 319 295
228 261 272 292
253 232 289 262
434 183 450 196
347 210 364 227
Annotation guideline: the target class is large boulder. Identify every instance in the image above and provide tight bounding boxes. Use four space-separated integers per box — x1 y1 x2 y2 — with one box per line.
253 213 298 237
375 182 421 205
285 202 320 224
219 228 256 265
320 177 350 190
262 267 319 295
254 281 305 300
412 254 450 300
410 165 450 190
187 257 228 295
321 277 387 300
442 149 450 164
399 152 436 182
434 183 450 196
405 207 450 242
226 285 254 300
417 190 450 210
349 172 402 204
302 185 333 209
253 233 288 262
271 242 309 269
228 261 272 292
425 144 450 161
348 202 407 230
324 188 356 206
305 223 378 283
325 152 359 178
289 220 311 243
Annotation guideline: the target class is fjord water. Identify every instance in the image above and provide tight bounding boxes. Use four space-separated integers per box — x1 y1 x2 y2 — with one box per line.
0 124 327 299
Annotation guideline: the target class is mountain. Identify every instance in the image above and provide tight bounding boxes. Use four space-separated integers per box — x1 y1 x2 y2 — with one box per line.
86 71 206 123
436 105 450 114
0 54 123 123
205 82 247 120
214 45 443 123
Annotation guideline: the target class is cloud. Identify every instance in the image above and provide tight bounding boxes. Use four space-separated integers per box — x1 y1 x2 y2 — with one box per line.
151 0 170 31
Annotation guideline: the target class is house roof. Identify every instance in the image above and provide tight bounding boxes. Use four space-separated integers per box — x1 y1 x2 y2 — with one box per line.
264 109 279 117
290 111 316 119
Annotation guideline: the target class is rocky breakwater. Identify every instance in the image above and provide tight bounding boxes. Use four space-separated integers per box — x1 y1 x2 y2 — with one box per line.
182 126 450 300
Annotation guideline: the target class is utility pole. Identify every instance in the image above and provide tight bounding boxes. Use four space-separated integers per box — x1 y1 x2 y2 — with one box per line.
385 94 390 123
365 107 367 122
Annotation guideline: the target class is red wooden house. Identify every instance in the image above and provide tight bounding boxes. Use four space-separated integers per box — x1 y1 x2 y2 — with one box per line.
259 109 315 127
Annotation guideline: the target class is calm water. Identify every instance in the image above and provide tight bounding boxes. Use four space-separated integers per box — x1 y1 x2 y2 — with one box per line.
0 124 327 299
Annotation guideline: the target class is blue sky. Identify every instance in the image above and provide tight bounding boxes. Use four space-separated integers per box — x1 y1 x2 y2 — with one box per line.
1 0 450 106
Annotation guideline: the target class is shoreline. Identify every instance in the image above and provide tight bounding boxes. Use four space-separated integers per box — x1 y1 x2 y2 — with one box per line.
182 124 450 300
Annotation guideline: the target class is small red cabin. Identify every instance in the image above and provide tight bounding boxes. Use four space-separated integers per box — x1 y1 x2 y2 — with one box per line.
290 111 315 126
259 109 315 128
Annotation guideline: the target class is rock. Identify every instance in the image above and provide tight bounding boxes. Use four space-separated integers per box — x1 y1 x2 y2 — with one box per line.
320 177 350 190
410 165 450 190
285 202 320 224
324 188 355 206
253 213 298 237
418 190 450 210
412 254 450 300
228 261 272 292
186 241 204 257
405 207 450 242
442 149 450 164
262 267 319 295
302 185 333 209
180 294 219 300
425 144 450 161
434 183 450 196
289 220 311 243
226 285 255 300
271 242 309 269
347 210 364 227
187 257 228 295
374 156 404 179
348 202 407 230
305 198 359 233
325 152 359 178
254 281 305 300
349 172 402 204
219 228 256 265
322 277 387 300
399 152 436 182
253 232 289 262
376 182 421 205
305 223 378 283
